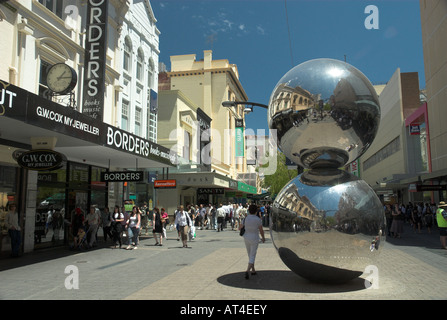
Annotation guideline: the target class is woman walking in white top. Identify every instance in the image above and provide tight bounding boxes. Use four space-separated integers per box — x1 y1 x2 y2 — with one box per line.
126 206 141 250
240 204 265 279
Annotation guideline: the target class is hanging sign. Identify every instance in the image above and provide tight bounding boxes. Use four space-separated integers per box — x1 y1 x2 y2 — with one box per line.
82 0 108 120
409 124 420 135
235 118 244 157
154 179 176 188
100 171 144 182
17 149 66 171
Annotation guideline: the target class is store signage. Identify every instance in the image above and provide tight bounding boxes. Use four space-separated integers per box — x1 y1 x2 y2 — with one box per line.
0 85 17 110
0 80 178 166
105 125 177 165
235 118 244 157
0 80 28 120
82 0 108 120
229 180 238 189
100 171 144 182
350 160 359 177
28 94 102 143
17 149 66 171
416 184 446 192
410 124 420 135
197 188 224 194
154 179 176 188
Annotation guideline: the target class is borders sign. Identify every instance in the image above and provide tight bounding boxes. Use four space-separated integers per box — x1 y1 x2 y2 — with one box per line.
82 0 108 120
100 171 144 182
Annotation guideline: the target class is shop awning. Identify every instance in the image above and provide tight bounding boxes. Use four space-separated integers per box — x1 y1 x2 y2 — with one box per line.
237 181 257 194
0 80 176 169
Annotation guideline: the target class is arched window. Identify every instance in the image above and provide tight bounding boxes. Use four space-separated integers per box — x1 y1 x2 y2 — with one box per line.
123 37 132 72
136 48 144 81
147 57 155 88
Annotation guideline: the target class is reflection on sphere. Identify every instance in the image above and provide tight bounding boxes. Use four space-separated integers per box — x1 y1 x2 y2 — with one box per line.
268 58 380 169
270 169 385 283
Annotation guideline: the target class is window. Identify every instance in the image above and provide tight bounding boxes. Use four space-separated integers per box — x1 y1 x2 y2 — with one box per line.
136 49 144 81
147 112 157 142
135 107 141 136
121 100 129 131
39 60 51 99
363 136 401 171
123 37 132 73
183 130 191 161
38 0 63 19
147 58 155 88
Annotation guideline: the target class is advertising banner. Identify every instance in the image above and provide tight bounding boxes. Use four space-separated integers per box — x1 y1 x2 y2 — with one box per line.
235 118 244 157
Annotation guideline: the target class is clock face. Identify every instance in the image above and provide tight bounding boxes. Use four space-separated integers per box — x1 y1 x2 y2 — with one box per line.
46 63 77 94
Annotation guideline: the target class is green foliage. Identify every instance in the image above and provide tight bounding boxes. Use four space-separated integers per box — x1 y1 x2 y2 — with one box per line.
260 151 298 196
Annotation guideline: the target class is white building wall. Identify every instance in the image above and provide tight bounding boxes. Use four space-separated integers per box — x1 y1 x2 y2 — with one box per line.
118 0 160 142
360 69 407 186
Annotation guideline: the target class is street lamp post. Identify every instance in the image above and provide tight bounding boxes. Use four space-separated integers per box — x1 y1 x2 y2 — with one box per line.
221 101 268 113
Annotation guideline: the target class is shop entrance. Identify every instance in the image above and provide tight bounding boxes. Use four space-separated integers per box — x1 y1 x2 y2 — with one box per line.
34 162 107 249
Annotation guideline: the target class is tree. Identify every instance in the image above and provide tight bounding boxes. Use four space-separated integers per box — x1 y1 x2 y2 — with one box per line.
259 150 298 196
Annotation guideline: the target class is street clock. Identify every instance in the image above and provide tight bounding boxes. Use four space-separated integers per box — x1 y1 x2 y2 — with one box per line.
46 63 77 94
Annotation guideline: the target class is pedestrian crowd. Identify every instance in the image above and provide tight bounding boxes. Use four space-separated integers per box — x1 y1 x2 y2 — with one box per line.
67 202 272 252
384 202 436 238
69 203 169 251
384 201 447 250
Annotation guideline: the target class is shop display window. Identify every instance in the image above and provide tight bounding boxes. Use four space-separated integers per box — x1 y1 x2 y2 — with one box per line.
35 165 67 248
0 165 19 253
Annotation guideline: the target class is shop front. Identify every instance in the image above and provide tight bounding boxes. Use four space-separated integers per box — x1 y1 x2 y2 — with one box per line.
225 179 257 204
156 172 231 215
0 145 24 255
0 80 175 256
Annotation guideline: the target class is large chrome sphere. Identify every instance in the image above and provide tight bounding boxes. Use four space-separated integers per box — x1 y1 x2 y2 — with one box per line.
268 58 380 169
270 168 385 283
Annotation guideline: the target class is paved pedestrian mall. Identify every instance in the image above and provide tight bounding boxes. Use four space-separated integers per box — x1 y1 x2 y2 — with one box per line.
0 224 446 301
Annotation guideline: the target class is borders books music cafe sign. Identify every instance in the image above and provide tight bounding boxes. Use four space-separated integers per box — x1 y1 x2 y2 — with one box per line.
82 0 108 120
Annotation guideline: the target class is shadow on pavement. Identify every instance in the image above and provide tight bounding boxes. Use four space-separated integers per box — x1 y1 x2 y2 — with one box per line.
385 224 444 250
217 270 368 294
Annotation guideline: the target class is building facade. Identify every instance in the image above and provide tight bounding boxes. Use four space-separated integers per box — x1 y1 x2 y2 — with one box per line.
118 0 160 142
359 70 429 204
167 50 250 178
156 50 258 212
418 0 447 201
0 0 174 256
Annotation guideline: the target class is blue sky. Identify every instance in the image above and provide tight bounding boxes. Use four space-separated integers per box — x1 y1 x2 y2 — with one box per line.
153 0 425 133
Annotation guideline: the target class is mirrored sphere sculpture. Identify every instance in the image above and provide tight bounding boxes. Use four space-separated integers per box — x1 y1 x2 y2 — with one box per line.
268 58 380 169
270 169 385 283
268 59 385 283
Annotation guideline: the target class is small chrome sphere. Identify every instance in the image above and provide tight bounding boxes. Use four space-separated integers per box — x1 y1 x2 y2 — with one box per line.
268 58 380 169
270 168 385 283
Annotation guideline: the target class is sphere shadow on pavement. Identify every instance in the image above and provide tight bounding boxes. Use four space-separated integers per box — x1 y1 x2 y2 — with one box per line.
217 270 368 294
